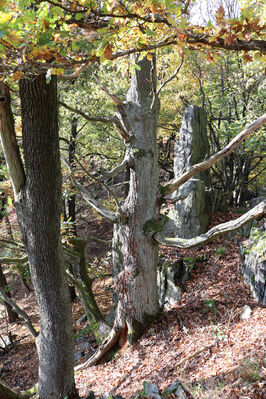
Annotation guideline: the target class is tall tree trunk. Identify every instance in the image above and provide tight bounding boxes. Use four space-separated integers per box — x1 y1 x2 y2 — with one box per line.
16 74 78 399
113 56 160 342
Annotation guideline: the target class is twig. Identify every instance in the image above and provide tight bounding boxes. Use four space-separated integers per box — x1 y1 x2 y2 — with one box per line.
176 341 217 369
93 73 123 106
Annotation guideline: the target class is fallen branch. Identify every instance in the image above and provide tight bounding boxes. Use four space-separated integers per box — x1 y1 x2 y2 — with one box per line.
155 200 265 249
175 341 217 369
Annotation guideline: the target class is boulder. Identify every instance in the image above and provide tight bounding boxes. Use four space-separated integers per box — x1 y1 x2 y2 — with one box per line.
163 179 209 239
241 223 266 305
157 257 196 307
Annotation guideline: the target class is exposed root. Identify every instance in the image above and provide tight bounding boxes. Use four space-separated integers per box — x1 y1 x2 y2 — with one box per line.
74 326 122 371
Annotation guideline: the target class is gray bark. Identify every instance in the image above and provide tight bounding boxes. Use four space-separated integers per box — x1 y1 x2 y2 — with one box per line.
0 83 25 198
112 55 160 342
15 74 78 399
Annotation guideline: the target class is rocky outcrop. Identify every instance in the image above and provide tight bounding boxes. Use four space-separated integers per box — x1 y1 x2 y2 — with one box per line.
241 222 266 305
163 105 210 239
174 105 210 186
163 179 209 239
157 256 196 308
85 378 190 399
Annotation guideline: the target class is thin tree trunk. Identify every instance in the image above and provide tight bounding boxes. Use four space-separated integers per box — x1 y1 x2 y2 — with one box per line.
16 74 78 399
0 264 18 323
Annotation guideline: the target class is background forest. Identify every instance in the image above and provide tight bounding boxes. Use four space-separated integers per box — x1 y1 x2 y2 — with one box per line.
0 0 265 398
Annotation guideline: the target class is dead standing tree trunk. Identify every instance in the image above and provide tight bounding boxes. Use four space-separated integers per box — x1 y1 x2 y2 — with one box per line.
62 58 265 370
111 55 161 343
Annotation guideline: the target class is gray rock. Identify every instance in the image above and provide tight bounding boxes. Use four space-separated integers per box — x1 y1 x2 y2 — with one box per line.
74 351 83 361
174 105 210 185
157 259 182 307
163 179 209 239
0 334 12 349
240 305 252 322
143 382 161 399
157 256 196 308
162 105 210 239
163 379 188 398
241 224 266 305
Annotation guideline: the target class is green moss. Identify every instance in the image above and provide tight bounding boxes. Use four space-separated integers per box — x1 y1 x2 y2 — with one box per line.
127 313 157 344
183 257 196 265
143 217 166 233
133 148 147 159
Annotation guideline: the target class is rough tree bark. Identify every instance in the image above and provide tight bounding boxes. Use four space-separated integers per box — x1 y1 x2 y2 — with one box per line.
6 74 78 399
111 55 160 343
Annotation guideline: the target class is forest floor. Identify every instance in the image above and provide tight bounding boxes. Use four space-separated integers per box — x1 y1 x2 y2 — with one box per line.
0 207 265 399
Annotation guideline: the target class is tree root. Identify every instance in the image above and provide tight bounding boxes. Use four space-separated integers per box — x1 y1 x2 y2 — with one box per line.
74 326 122 371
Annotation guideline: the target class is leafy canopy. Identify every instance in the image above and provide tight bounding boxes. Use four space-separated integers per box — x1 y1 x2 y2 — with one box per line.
0 0 265 82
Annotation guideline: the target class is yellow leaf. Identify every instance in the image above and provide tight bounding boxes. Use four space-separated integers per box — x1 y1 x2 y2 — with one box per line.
50 68 64 76
12 70 23 81
146 52 153 61
0 12 11 23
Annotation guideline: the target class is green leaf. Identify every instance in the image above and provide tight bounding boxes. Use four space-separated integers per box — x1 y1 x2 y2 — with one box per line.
75 13 84 21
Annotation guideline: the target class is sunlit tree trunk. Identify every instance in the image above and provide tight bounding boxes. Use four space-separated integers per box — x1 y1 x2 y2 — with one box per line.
113 56 160 342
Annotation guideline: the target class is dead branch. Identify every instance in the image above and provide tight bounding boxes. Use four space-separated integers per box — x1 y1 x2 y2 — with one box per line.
0 287 38 338
59 101 130 142
62 156 119 222
92 73 123 107
162 113 266 196
155 200 265 249
102 158 127 178
0 255 28 265
85 235 112 245
156 56 184 98
175 341 218 369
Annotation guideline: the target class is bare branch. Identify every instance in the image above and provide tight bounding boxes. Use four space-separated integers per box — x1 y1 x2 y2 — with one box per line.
59 101 130 142
0 255 28 265
62 156 119 222
155 201 265 249
59 101 114 124
93 73 123 106
85 235 112 245
162 113 266 197
60 63 89 80
156 56 184 98
102 158 127 178
71 155 126 220
0 287 38 338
